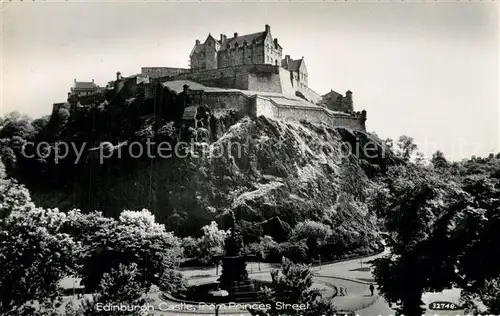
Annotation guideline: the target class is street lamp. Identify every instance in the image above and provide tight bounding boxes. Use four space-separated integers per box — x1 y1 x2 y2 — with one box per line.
209 289 229 316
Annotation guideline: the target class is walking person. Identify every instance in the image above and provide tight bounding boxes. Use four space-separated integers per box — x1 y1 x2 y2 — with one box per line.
369 284 375 296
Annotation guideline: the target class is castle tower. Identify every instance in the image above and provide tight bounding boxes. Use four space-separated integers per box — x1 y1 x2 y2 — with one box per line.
204 34 218 70
114 71 125 94
344 90 354 113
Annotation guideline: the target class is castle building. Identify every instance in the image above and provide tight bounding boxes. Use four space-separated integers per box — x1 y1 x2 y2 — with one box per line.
133 24 368 131
190 24 283 70
71 79 99 97
282 55 308 89
320 89 354 113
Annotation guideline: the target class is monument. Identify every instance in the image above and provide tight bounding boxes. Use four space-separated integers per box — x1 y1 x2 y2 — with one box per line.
169 210 266 304
216 211 258 301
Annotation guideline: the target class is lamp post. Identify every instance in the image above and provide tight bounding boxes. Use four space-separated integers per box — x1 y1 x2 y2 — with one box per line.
209 289 229 316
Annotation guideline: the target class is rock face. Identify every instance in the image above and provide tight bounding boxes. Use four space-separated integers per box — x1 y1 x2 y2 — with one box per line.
34 115 395 244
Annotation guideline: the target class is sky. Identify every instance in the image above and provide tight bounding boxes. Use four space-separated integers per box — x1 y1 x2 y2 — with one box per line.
1 1 499 161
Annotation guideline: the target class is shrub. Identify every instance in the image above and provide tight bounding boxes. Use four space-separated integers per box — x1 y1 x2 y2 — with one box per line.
181 236 201 259
279 241 309 263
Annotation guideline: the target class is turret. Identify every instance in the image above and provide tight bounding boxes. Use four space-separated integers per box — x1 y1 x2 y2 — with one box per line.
344 90 354 113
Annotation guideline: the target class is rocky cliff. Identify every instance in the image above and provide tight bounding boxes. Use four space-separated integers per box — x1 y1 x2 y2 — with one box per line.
33 116 391 240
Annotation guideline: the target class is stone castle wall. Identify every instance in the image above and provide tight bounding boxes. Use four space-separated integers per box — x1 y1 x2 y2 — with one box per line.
146 64 366 131
247 94 366 130
249 95 278 118
277 67 296 97
247 66 282 93
142 67 190 79
329 112 366 131
296 85 322 104
198 92 250 117
155 64 323 105
165 65 256 90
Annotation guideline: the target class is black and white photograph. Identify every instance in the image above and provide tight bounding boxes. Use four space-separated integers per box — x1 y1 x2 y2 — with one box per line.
0 1 499 315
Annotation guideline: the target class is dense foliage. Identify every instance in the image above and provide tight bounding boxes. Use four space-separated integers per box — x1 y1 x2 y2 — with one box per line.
0 167 184 315
248 258 337 316
370 137 500 316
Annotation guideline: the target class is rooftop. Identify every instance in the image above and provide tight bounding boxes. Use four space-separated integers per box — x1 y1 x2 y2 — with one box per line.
220 32 267 50
191 25 283 56
73 80 98 91
282 57 303 72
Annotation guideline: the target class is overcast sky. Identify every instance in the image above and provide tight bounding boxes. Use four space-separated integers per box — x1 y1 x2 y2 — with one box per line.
2 2 498 160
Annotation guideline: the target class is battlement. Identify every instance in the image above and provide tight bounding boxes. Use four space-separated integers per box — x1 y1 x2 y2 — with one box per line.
157 80 367 132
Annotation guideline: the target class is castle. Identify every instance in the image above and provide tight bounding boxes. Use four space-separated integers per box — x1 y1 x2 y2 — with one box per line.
63 24 367 131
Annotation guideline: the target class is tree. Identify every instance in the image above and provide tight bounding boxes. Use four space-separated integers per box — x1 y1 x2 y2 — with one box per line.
0 111 35 140
371 164 466 316
67 209 183 293
0 208 77 315
395 135 418 162
73 263 149 316
259 235 281 262
31 116 50 138
0 176 36 220
460 278 500 315
290 220 332 258
414 152 425 166
431 150 449 169
248 258 337 316
373 162 500 316
197 221 228 264
181 236 201 259
384 138 394 151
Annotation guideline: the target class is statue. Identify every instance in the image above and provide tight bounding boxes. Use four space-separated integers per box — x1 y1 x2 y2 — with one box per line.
228 210 236 232
218 210 249 291
224 210 242 256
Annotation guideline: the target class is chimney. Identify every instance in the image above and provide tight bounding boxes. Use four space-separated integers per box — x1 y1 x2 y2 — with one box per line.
265 24 270 33
220 34 227 42
273 38 278 48
92 79 94 83
195 39 200 45
74 78 76 83
234 32 238 38
116 71 121 81
285 55 290 65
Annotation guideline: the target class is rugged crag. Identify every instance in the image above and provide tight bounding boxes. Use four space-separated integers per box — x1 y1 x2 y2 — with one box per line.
29 115 396 248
